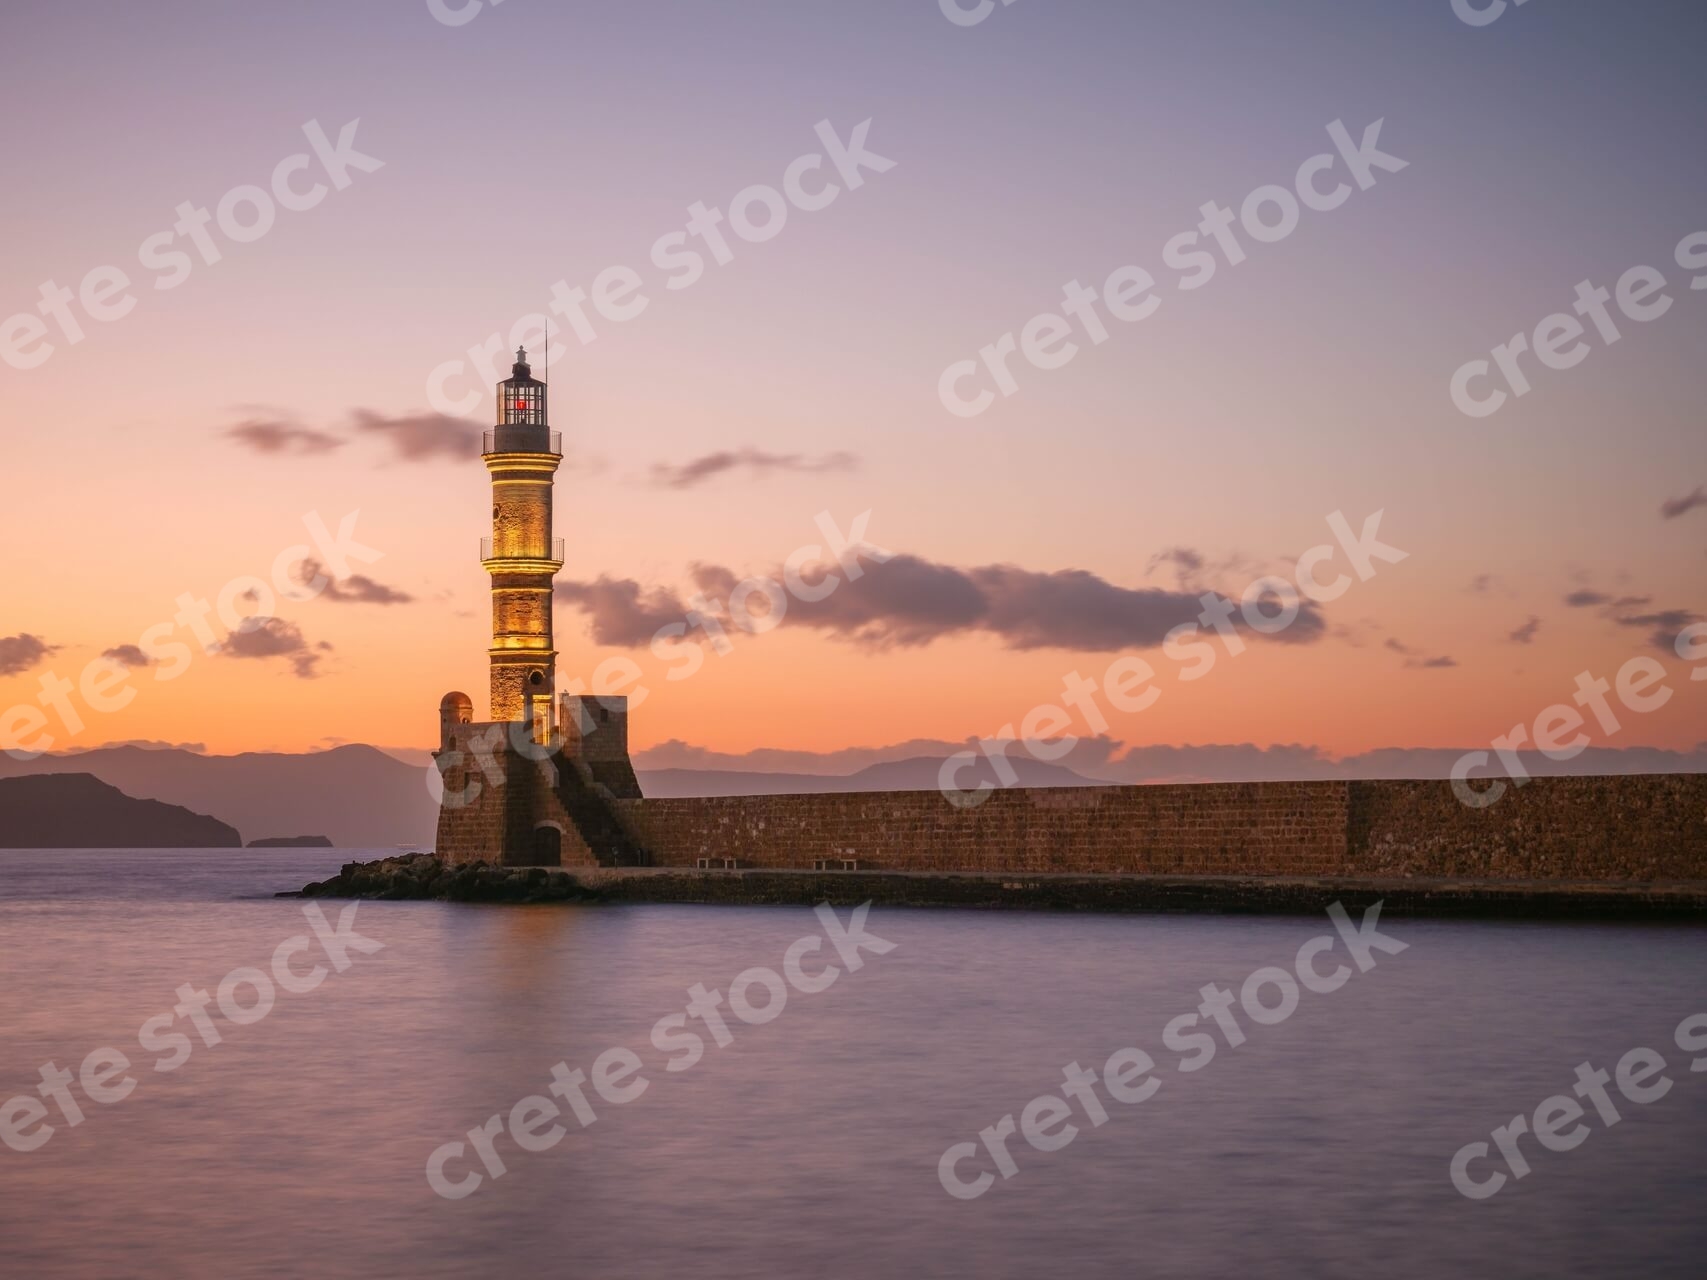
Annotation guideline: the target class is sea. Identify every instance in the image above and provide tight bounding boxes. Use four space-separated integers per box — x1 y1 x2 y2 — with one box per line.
1 848 1703 1279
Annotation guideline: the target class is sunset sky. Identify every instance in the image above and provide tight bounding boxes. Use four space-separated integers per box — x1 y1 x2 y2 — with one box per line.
1 0 1703 769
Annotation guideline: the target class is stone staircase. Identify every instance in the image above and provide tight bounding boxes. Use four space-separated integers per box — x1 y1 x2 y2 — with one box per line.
556 760 649 867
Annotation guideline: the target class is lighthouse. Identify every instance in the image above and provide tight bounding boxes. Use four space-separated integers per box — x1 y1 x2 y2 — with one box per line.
433 346 644 869
483 347 563 735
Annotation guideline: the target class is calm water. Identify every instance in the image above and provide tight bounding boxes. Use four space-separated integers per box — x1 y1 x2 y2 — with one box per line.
1 850 1703 1279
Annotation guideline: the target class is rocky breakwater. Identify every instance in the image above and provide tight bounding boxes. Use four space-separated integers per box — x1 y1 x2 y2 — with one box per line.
280 853 600 904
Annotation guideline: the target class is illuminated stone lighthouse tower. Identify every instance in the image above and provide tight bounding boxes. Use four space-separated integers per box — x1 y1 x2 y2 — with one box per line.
483 348 563 734
433 346 643 869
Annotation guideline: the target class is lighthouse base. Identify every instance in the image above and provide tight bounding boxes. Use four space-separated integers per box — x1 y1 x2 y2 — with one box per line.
432 696 645 868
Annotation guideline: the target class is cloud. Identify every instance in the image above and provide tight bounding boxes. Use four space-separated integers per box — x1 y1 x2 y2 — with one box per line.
1568 586 1702 654
1384 637 1457 669
975 564 1325 651
1508 616 1542 644
101 644 153 668
1466 573 1521 600
1146 547 1204 576
1568 587 1671 628
556 577 693 647
222 407 496 464
353 409 482 462
649 448 859 490
297 559 414 605
0 634 59 676
1612 607 1703 655
763 553 990 647
222 618 327 678
1143 546 1208 591
1329 617 1382 648
1660 486 1706 519
560 548 1327 653
223 416 345 455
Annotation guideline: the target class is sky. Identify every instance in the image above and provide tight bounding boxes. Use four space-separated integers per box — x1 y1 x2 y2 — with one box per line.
0 0 1703 767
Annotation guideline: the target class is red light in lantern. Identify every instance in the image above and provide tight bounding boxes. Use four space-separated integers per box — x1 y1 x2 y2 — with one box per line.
513 399 527 411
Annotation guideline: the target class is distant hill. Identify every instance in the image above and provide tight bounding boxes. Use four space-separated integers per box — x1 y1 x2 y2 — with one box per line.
0 745 434 848
247 835 334 848
0 774 241 848
638 754 1105 797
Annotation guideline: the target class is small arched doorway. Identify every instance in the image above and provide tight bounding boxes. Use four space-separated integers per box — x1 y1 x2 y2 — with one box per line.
531 824 562 867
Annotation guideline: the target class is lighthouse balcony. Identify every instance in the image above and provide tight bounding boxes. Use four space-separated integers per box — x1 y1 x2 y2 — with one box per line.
483 426 562 456
481 537 565 568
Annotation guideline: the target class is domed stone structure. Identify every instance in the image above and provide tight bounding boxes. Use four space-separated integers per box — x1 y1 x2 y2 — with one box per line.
438 692 473 752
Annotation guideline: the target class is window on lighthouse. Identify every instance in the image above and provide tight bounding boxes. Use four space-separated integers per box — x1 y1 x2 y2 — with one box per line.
503 384 543 425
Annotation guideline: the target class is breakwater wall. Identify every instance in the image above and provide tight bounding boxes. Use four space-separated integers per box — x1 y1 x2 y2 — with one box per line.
611 774 1707 882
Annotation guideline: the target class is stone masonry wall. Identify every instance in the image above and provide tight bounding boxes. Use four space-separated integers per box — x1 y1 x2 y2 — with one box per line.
614 781 1351 876
434 723 601 868
612 774 1707 882
561 695 641 799
1347 774 1707 881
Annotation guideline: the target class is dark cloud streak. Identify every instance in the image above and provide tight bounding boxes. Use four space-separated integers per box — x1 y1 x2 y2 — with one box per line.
1660 486 1706 519
1385 636 1458 669
223 418 345 455
0 634 59 676
559 548 1328 654
556 578 693 648
222 619 327 678
1508 616 1541 644
298 559 414 605
101 645 153 668
650 448 858 490
353 409 483 463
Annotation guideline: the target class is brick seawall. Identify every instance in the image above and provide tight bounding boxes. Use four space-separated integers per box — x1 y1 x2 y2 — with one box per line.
612 774 1707 883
